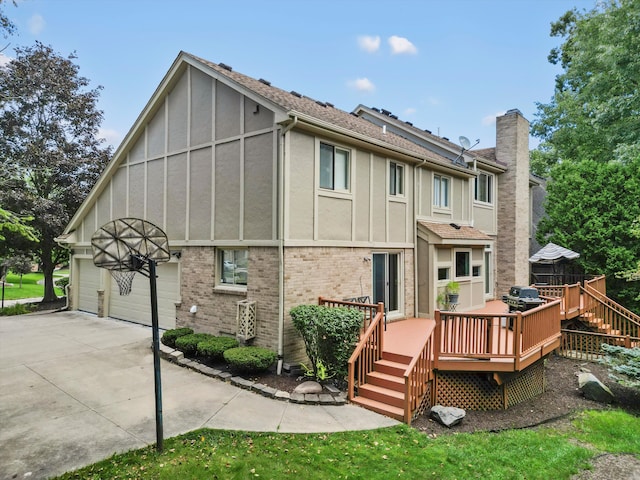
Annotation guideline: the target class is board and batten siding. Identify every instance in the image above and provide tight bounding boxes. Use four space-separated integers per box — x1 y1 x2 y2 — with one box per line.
74 64 277 245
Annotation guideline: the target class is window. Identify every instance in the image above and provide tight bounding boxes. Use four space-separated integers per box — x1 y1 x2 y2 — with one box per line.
455 250 470 278
219 249 248 287
473 265 481 277
438 267 450 281
389 162 404 196
475 172 493 204
320 142 350 191
434 174 450 208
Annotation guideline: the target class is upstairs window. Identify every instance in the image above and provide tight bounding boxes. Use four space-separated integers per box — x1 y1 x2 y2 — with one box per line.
475 172 493 204
320 143 350 191
434 174 450 208
389 162 404 196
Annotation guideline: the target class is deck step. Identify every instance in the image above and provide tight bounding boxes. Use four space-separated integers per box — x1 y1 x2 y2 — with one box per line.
375 358 408 376
358 383 405 408
351 396 404 421
367 370 405 392
382 351 413 365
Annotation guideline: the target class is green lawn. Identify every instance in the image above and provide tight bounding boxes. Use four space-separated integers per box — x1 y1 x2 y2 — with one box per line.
54 410 640 480
1 272 65 300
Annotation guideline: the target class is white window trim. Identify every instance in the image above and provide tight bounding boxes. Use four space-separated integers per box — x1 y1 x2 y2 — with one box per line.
318 140 352 194
474 171 494 205
454 248 472 280
389 161 405 197
433 173 451 210
216 248 248 291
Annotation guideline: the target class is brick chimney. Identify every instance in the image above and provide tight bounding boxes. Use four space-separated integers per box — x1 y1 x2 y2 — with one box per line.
496 109 530 296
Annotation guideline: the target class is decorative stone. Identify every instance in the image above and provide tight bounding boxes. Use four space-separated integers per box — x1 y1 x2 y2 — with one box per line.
275 390 290 401
304 393 320 403
231 376 254 389
169 350 184 361
318 393 335 404
430 405 466 428
578 373 614 404
323 384 341 394
290 392 306 404
217 371 232 380
293 381 323 394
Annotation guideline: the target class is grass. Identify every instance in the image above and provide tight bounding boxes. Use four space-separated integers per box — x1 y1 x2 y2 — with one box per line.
1 272 65 300
52 410 640 480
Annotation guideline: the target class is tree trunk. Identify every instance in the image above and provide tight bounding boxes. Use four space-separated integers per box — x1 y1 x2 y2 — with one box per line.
41 243 58 302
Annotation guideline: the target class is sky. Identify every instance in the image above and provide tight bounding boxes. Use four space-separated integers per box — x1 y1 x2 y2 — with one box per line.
2 0 597 151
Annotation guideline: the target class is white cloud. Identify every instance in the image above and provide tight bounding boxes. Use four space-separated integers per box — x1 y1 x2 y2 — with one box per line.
98 127 122 148
357 35 381 53
388 36 417 55
28 14 45 35
0 53 12 68
348 77 376 93
404 107 417 115
482 111 507 126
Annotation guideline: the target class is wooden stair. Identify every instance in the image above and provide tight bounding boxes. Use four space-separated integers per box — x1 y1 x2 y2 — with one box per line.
351 351 411 422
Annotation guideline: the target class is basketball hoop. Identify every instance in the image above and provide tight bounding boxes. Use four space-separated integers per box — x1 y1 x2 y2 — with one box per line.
110 270 137 296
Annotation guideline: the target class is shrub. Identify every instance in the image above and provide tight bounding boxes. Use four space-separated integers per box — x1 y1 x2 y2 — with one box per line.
55 276 69 291
0 303 34 316
223 346 276 373
197 336 239 362
161 327 194 348
175 333 213 355
290 304 362 381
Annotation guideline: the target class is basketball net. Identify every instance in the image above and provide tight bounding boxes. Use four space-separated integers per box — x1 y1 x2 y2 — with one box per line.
110 270 137 296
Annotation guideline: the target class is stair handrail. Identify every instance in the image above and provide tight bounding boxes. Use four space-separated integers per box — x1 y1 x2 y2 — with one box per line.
581 285 640 329
402 321 436 425
347 304 385 402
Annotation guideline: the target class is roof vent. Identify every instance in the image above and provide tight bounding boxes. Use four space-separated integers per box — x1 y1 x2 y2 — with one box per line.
315 100 327 107
450 223 461 230
325 102 334 108
258 78 271 86
381 108 392 116
290 91 302 98
382 125 387 134
218 63 232 71
442 136 449 141
424 129 432 134
390 114 398 120
372 107 380 112
405 121 413 126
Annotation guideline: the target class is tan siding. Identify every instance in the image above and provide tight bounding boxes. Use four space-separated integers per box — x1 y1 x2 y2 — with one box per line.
355 151 371 241
82 208 95 243
167 153 187 240
215 81 241 140
190 67 213 146
388 201 407 243
288 131 314 239
112 168 127 219
214 140 241 239
371 157 386 242
129 135 145 163
146 159 164 227
128 163 145 218
244 97 274 133
244 133 273 240
420 169 432 216
473 204 496 234
96 186 110 228
318 196 352 240
189 147 213 240
167 72 188 153
147 107 165 158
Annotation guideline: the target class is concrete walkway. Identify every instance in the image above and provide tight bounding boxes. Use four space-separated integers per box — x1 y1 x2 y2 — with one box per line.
0 311 397 480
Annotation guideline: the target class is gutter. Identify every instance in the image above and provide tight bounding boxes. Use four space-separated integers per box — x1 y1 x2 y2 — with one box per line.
413 160 427 317
276 115 298 374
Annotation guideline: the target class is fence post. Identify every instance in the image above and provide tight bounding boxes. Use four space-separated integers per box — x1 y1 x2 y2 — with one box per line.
433 310 441 369
625 335 632 348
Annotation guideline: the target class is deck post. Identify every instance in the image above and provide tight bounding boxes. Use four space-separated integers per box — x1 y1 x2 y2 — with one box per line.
514 312 522 371
433 310 441 370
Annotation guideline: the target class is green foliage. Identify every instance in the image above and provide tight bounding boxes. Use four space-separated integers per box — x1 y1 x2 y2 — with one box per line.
197 336 239 362
174 333 213 356
290 304 362 381
0 302 33 316
0 42 111 302
600 343 640 388
223 346 276 373
160 327 194 348
301 359 333 380
55 276 69 291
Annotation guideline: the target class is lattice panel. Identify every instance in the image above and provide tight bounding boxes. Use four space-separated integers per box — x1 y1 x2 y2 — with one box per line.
435 372 503 410
505 360 545 408
412 382 433 421
236 300 257 341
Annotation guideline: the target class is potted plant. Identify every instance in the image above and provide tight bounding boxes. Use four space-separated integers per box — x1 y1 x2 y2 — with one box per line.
446 281 460 305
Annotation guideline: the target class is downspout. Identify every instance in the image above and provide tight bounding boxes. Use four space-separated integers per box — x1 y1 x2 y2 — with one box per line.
414 159 427 317
276 115 298 374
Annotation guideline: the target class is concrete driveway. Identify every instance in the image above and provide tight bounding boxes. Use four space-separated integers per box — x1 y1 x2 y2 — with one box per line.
0 311 397 479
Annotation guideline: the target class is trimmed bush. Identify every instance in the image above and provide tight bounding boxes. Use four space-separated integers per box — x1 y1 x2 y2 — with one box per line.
223 346 276 373
197 336 239 362
0 303 34 316
161 327 194 348
175 333 213 355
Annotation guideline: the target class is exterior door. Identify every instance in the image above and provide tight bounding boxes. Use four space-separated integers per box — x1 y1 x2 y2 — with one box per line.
373 252 400 314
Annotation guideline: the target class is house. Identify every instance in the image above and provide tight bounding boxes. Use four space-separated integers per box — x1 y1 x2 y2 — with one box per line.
59 51 538 366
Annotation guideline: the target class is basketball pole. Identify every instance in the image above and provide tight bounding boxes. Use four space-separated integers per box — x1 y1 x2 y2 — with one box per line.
148 258 164 452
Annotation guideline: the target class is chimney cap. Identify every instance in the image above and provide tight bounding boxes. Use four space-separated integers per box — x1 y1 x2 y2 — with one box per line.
505 108 523 116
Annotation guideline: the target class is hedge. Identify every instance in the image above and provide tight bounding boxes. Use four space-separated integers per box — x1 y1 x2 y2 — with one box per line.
175 333 214 355
197 336 239 362
223 347 277 373
161 327 194 348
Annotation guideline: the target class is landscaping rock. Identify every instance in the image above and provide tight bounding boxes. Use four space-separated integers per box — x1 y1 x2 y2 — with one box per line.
578 372 615 404
293 381 323 394
430 405 466 428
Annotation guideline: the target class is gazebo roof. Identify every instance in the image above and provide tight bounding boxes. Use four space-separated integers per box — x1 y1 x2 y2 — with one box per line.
529 242 580 263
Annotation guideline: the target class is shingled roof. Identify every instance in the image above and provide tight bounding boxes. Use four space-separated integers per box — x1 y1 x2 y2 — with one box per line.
418 221 492 241
185 52 455 167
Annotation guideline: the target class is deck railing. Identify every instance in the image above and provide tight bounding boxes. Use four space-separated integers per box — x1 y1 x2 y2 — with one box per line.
403 327 434 425
560 329 639 361
579 288 640 338
536 283 581 319
434 300 562 370
318 296 383 332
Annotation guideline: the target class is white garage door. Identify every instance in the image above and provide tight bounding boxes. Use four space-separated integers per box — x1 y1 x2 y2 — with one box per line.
109 262 179 329
77 259 101 314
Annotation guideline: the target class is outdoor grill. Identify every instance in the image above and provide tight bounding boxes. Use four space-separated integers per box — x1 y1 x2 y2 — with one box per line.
502 286 545 313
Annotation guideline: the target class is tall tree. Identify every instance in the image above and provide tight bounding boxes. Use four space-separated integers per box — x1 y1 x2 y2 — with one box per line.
0 42 111 302
0 0 16 41
532 0 640 312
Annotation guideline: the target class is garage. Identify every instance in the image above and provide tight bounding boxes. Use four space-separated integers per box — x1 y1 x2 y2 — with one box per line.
77 258 100 314
109 262 179 329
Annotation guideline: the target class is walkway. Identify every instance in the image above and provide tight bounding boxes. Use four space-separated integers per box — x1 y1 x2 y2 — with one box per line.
0 311 397 480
